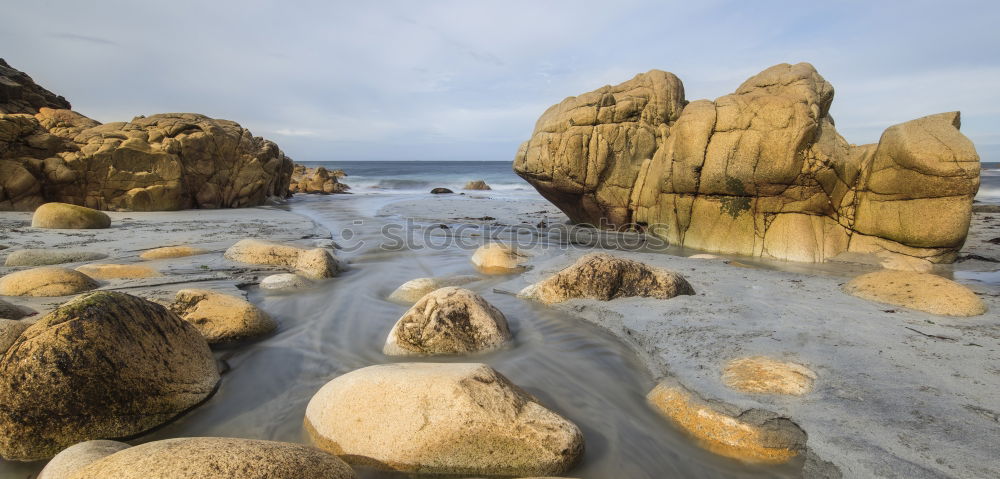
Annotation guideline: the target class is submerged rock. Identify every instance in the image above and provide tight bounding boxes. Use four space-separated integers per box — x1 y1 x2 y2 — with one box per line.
224 239 342 279
722 357 817 396
75 263 162 279
169 289 276 344
139 246 209 260
304 362 584 476
67 437 357 479
647 381 805 463
843 270 987 316
4 249 107 267
38 440 131 479
464 180 491 190
0 267 98 297
514 63 980 263
260 273 313 291
388 275 480 304
0 291 218 461
430 187 453 194
471 243 529 274
519 253 694 304
30 203 110 229
384 287 511 356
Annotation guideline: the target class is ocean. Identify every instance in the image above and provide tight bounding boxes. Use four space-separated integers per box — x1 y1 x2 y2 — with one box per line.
302 160 1000 204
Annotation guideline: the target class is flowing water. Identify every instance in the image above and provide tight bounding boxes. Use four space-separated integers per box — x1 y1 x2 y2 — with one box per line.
3 160 997 478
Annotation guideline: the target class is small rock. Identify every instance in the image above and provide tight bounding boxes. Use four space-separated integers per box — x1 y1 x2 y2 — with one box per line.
519 253 694 304
139 246 209 260
0 267 98 297
430 187 454 194
843 270 987 316
4 249 108 267
169 289 276 344
67 437 357 479
722 357 817 396
38 440 131 479
305 362 584 476
260 273 313 291
30 203 111 229
688 253 720 260
75 264 162 279
224 239 342 279
647 381 805 463
387 275 480 304
0 291 218 461
471 243 529 274
463 180 492 190
384 287 511 356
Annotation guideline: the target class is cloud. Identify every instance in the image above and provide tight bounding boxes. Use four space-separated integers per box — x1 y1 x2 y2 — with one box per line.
1 0 997 162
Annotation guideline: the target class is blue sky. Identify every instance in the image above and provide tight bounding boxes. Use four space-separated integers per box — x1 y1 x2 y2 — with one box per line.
3 0 998 162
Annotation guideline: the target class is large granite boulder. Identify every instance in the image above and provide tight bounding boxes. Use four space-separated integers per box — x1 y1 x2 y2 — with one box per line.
514 63 981 263
169 289 276 344
0 291 219 460
4 248 107 266
0 267 98 297
384 287 512 356
304 362 584 476
31 203 111 229
0 60 294 211
843 270 987 316
290 164 349 194
66 438 357 479
224 239 342 279
37 440 131 479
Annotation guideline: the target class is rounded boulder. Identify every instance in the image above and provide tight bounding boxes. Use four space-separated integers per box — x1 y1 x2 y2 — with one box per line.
67 437 357 479
843 270 987 316
0 291 219 461
169 289 276 344
38 440 131 479
304 362 584 476
0 267 98 297
31 203 111 229
384 287 511 356
471 243 529 274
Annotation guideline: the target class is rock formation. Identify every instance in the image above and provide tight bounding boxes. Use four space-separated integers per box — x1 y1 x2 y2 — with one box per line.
519 253 694 304
304 362 584 476
289 164 349 194
4 249 107 266
0 267 98 297
514 63 981 263
464 180 491 190
470 243 529 274
384 287 512 356
388 275 480 304
31 203 111 229
37 440 131 479
224 239 343 279
843 270 987 316
0 292 219 460
0 60 294 211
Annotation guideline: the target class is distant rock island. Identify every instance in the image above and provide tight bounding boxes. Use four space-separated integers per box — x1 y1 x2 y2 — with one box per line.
514 63 981 263
0 59 293 211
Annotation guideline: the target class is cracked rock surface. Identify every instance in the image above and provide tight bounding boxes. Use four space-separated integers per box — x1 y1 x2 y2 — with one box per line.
514 62 981 263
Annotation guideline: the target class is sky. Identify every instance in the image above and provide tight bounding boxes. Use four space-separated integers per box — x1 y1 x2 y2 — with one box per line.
2 0 999 162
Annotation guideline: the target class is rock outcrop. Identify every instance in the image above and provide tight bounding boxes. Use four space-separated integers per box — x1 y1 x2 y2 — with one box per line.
464 180 491 190
224 239 342 279
514 63 981 263
290 164 349 194
0 291 218 460
843 270 987 316
0 267 98 297
0 58 70 114
169 289 276 344
430 187 454 194
304 362 584 476
66 438 357 479
384 287 512 356
0 61 294 212
519 253 694 304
